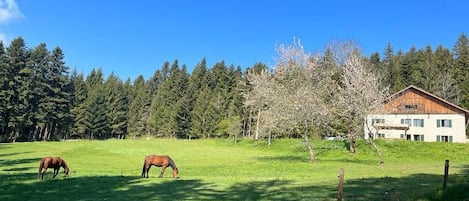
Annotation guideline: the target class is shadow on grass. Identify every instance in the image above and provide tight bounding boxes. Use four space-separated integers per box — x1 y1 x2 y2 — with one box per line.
256 155 307 163
0 160 468 200
342 164 469 201
0 157 41 167
0 174 340 201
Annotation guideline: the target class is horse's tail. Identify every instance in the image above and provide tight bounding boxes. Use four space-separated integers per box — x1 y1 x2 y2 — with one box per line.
141 158 146 177
38 158 44 179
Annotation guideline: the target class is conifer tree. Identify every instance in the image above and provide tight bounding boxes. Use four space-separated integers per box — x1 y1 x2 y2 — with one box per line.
70 71 87 138
433 45 459 103
6 37 29 142
149 60 188 138
127 75 150 138
44 47 72 140
0 42 9 141
29 43 50 140
453 33 469 109
104 73 128 139
83 68 109 139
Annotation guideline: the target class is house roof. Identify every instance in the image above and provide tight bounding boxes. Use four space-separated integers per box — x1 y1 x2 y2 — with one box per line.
385 85 469 115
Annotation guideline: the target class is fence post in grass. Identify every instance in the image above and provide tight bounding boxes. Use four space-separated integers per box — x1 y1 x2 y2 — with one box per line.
337 168 344 201
443 160 449 191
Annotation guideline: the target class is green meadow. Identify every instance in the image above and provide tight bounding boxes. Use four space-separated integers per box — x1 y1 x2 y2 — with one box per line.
0 139 468 201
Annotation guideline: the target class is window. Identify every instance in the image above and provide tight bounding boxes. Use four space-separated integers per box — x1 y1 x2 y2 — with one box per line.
437 119 452 128
405 104 418 110
377 133 385 138
413 134 424 141
413 119 424 127
401 119 412 126
372 118 385 125
437 135 453 142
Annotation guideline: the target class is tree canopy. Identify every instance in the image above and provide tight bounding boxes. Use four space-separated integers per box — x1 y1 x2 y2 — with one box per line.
1 33 468 143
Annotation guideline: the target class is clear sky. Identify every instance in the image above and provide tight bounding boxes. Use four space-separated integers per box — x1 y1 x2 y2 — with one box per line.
1 0 468 80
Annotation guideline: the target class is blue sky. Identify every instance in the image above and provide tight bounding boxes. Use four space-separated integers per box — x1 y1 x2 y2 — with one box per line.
1 0 468 80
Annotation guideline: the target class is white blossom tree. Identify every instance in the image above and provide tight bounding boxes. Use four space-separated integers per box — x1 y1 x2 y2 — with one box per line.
336 46 389 165
244 39 337 162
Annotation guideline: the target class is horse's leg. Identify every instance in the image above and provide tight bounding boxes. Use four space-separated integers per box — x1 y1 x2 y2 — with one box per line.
40 168 45 180
158 166 167 178
41 164 49 180
145 165 151 178
53 168 59 178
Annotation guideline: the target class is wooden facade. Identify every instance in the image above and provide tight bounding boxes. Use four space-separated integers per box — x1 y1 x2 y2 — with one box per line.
384 85 467 117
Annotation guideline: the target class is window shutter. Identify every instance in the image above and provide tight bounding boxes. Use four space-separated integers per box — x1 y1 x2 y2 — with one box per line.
437 135 441 142
437 119 440 127
449 120 452 128
449 136 453 142
401 119 404 124
421 135 424 141
422 119 424 127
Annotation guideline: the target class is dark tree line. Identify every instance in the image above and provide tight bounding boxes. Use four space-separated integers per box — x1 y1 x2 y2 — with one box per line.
0 33 468 142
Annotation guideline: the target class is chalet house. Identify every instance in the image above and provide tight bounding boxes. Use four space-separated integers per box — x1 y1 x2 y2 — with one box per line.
365 85 469 143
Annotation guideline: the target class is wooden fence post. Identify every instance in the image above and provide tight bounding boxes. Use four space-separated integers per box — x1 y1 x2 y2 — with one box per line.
337 168 344 201
443 160 449 191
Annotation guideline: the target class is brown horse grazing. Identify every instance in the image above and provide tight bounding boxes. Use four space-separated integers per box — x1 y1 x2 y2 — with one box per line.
38 157 69 180
141 155 179 178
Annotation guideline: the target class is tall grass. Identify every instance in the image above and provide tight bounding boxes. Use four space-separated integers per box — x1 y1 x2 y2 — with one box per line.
0 138 468 200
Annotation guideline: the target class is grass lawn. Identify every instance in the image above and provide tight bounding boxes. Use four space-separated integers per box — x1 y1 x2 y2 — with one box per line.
0 138 468 201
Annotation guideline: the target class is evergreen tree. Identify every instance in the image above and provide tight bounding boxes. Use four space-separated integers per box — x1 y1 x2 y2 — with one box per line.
420 45 437 91
83 68 109 139
29 43 50 140
433 45 459 103
127 75 150 138
401 46 420 86
149 60 188 138
453 33 469 109
0 42 9 141
70 71 87 138
44 47 72 140
190 86 218 138
6 37 30 142
104 73 128 139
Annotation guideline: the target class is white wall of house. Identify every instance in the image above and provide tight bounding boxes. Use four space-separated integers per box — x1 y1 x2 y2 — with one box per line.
365 113 467 143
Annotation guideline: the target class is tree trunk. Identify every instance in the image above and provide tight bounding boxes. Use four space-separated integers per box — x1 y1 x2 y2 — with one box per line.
303 119 315 163
348 117 356 153
349 135 356 154
43 125 49 141
369 137 384 165
366 119 384 165
268 130 272 146
304 132 316 163
255 108 261 140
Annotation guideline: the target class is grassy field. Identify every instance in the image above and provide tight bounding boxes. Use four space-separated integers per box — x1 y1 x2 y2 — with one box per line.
0 138 468 201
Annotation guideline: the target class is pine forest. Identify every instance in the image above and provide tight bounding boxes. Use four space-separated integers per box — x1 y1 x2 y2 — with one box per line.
0 33 468 143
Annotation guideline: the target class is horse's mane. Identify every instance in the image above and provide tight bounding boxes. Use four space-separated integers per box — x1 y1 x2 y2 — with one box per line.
168 156 178 171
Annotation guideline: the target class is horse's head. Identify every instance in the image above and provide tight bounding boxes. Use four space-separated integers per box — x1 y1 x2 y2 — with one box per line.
64 167 69 178
172 168 179 178
62 160 70 178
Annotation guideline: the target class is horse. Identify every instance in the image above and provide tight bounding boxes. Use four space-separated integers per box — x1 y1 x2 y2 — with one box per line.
38 157 69 180
141 155 179 178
